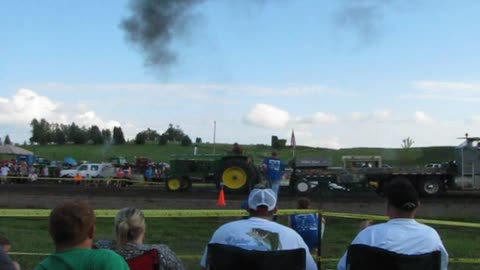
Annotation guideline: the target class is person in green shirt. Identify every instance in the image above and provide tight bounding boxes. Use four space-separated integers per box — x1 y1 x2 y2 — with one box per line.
34 200 130 270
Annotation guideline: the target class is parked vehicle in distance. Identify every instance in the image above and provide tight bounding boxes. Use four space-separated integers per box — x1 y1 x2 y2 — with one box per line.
288 136 480 197
59 163 116 179
425 163 442 168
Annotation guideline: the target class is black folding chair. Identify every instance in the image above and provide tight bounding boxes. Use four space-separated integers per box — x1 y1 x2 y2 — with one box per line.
346 244 441 270
207 243 306 270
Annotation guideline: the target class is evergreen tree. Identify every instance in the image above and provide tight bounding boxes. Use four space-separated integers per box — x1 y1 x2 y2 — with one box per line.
30 118 51 145
0 137 3 145
4 135 12 145
67 123 87 144
102 129 112 144
52 128 66 145
88 125 104 144
113 126 126 145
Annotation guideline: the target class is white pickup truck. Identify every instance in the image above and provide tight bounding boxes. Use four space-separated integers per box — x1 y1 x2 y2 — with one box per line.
60 163 116 179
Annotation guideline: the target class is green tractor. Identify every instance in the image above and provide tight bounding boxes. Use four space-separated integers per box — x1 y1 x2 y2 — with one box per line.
165 154 260 193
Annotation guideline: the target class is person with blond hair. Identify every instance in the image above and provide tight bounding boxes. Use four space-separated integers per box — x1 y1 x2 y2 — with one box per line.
34 200 129 270
96 207 185 270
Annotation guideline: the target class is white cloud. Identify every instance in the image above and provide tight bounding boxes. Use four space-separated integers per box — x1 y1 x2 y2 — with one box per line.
244 104 290 129
415 111 434 124
351 111 368 121
413 81 480 92
34 82 353 98
373 110 392 121
350 110 391 122
302 135 342 149
75 111 121 129
287 128 341 149
0 89 60 124
293 112 337 125
311 112 337 124
0 88 121 131
410 81 480 102
466 115 480 125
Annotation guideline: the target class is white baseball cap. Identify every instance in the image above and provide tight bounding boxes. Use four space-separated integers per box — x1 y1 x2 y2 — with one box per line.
248 188 277 211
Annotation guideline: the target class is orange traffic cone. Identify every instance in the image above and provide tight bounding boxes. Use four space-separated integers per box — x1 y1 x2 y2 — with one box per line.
217 186 226 207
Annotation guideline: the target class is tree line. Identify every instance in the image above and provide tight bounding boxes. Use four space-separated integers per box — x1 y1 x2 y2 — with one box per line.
0 135 13 145
29 119 197 146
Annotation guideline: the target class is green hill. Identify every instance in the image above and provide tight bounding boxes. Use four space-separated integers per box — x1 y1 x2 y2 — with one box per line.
18 143 455 167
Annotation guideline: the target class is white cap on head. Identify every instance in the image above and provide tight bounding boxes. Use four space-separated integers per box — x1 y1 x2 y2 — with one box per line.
248 188 277 211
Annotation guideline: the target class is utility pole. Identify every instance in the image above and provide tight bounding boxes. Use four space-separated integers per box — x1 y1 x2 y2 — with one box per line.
213 121 216 154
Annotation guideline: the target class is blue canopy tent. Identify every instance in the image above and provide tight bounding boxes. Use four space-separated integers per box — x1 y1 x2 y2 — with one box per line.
64 157 78 167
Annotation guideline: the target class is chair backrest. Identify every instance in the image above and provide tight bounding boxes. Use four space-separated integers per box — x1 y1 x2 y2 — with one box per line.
346 244 441 270
126 249 160 270
207 243 306 270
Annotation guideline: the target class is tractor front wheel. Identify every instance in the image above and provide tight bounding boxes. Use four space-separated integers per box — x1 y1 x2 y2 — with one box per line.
166 177 184 192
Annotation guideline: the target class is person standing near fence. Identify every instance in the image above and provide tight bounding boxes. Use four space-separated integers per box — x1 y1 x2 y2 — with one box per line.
0 163 10 184
262 150 285 198
289 197 325 254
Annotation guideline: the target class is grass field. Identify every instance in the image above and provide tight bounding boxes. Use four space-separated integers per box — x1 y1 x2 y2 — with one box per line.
2 214 480 270
14 142 456 167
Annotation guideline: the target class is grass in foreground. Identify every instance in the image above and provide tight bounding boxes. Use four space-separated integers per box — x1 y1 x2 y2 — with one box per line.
1 216 479 270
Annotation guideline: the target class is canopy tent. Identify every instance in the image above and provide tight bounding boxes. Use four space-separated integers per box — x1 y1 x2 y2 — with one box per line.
64 157 78 167
0 145 33 156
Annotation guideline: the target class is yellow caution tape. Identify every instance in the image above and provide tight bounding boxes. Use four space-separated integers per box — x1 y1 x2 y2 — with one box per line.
449 258 480 264
0 208 479 228
0 209 317 218
321 211 480 229
5 176 165 185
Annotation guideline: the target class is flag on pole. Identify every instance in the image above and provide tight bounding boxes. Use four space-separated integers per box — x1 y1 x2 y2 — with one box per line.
291 129 296 148
291 129 296 158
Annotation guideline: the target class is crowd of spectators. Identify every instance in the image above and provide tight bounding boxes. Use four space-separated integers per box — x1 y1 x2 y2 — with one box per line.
0 160 62 184
2 177 447 270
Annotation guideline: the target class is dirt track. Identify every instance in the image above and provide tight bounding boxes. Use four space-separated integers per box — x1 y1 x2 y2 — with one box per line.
1 184 480 219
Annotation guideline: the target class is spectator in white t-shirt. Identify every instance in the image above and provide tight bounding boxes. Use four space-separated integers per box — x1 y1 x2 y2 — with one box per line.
0 164 10 184
337 179 448 270
200 188 317 270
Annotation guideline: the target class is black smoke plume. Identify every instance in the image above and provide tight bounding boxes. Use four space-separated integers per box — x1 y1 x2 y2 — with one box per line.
334 0 408 42
121 0 202 68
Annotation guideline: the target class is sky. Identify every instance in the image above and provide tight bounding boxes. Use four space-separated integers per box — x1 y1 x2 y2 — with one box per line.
1 0 480 149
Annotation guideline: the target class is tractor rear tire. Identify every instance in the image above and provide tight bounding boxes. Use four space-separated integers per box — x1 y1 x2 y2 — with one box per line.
217 159 253 193
180 177 192 191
